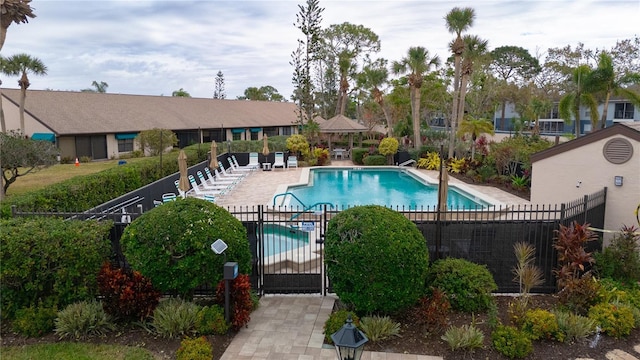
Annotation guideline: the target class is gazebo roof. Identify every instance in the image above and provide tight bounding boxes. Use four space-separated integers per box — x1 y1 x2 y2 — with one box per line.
319 114 368 133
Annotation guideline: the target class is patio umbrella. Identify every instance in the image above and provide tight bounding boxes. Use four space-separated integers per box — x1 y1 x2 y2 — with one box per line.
178 150 190 194
210 141 219 169
262 134 270 156
438 160 448 212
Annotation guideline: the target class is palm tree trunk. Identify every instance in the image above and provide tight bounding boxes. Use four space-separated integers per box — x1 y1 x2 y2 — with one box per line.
412 87 422 149
455 73 470 157
448 55 462 159
0 27 6 52
19 84 27 135
381 105 393 138
573 104 580 138
0 83 6 132
600 91 611 129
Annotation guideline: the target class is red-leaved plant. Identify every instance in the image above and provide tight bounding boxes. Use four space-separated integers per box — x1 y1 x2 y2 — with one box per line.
553 221 598 288
97 262 161 322
215 274 253 331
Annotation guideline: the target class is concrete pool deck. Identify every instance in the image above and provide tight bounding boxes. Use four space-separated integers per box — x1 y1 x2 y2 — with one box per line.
214 159 531 208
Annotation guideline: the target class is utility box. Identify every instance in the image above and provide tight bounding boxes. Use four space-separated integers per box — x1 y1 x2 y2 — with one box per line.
224 262 238 280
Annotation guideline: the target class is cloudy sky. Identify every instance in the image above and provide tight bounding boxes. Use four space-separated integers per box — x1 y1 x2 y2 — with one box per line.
1 0 638 99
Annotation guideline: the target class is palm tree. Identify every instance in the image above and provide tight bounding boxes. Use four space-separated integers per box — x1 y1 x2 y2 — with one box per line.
457 116 494 160
357 59 393 136
392 46 441 149
558 64 599 138
529 97 553 136
0 0 35 51
0 55 11 132
4 53 47 134
455 35 489 141
590 51 640 129
445 6 475 158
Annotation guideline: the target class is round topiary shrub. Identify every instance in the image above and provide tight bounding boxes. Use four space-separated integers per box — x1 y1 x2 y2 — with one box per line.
427 258 497 313
325 205 429 314
363 154 387 166
121 198 252 298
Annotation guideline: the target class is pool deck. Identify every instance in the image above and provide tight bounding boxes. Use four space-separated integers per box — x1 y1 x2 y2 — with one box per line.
214 160 531 208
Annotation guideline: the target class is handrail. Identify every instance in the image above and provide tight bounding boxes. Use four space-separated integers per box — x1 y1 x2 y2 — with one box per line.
272 192 306 207
290 202 335 221
398 159 416 167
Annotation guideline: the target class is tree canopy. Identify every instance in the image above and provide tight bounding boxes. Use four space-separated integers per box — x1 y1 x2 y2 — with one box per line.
1 131 58 194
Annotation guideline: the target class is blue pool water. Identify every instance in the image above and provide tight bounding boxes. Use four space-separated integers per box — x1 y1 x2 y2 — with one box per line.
262 224 309 257
285 168 489 209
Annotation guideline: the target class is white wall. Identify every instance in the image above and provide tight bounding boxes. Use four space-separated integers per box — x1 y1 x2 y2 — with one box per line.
531 135 640 244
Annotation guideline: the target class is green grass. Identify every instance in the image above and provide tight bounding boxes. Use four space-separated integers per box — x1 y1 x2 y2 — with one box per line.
1 342 158 360
6 158 148 197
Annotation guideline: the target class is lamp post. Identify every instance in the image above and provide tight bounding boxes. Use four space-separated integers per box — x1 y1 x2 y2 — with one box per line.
331 315 368 360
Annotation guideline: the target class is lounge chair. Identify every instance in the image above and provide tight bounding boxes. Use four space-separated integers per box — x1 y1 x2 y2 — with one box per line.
187 175 221 202
204 167 238 186
273 152 286 170
287 155 298 169
214 168 244 184
197 171 232 193
220 164 246 178
153 200 163 207
174 180 187 198
228 157 254 173
247 152 260 169
162 193 177 202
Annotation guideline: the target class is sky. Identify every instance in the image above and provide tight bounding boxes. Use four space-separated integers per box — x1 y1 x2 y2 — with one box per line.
1 0 638 100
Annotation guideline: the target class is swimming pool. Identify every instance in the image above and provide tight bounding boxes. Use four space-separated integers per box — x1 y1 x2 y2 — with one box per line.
262 224 309 257
283 168 491 209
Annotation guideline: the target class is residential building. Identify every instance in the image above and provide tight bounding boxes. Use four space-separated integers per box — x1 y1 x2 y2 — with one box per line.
1 89 299 160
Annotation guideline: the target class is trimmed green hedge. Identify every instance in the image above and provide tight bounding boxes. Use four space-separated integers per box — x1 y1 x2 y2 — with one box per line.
0 217 113 318
325 205 429 314
363 155 387 166
121 198 252 298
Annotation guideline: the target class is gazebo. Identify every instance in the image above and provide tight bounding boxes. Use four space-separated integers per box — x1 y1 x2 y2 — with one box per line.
319 114 368 150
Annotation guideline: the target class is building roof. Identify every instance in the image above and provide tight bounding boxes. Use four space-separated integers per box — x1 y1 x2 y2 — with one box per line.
1 88 298 136
319 114 368 133
531 122 640 163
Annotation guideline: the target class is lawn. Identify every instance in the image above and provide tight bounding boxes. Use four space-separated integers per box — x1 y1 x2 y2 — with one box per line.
1 342 157 360
6 158 148 197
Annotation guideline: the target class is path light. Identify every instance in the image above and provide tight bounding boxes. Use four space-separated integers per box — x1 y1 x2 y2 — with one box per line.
331 315 368 360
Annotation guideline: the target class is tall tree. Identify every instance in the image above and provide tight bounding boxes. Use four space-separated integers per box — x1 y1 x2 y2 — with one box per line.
237 85 285 102
392 46 441 149
590 51 640 129
457 116 494 160
445 6 475 158
357 58 392 136
4 53 47 134
558 64 599 138
1 130 58 195
213 70 225 99
171 88 191 97
81 80 108 93
490 45 541 129
456 35 489 143
0 0 35 51
291 0 324 125
320 22 380 116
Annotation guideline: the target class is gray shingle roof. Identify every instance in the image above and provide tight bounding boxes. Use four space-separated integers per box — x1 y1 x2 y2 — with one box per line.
1 89 298 135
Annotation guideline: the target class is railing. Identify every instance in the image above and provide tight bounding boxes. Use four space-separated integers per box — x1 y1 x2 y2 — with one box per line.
398 159 416 167
272 192 306 207
290 202 335 221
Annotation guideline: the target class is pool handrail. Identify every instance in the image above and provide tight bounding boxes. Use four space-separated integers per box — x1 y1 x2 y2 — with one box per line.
290 202 335 221
398 159 416 167
272 192 306 207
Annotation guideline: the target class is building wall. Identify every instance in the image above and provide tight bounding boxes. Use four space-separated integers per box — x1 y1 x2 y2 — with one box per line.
2 99 50 134
58 137 76 160
531 134 640 244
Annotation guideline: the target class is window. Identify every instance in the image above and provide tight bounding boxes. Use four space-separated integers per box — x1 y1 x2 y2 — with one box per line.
250 131 259 140
232 132 242 141
546 105 559 119
281 127 292 136
118 138 134 152
614 103 635 119
264 127 278 137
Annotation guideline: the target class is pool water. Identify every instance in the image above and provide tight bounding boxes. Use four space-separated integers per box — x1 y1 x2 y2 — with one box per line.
286 168 489 209
262 224 309 257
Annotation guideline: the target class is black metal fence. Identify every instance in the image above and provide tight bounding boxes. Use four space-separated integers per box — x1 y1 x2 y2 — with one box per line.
11 188 607 295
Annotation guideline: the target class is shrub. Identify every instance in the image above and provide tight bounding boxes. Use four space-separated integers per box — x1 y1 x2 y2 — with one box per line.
97 262 161 322
410 288 450 333
553 309 596 341
325 205 429 314
522 308 562 341
427 258 497 313
491 325 533 359
360 315 400 342
323 310 360 344
176 336 213 360
286 134 310 157
378 137 399 164
553 221 597 289
594 226 640 284
12 304 57 337
416 152 441 170
215 274 253 331
121 198 252 299
558 274 601 316
152 298 201 339
196 305 229 335
363 154 387 166
312 147 330 166
351 148 368 165
446 157 466 173
588 302 635 338
54 300 114 340
441 324 485 351
1 217 112 318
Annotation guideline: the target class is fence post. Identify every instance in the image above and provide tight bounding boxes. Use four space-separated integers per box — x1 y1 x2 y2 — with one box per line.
583 195 589 224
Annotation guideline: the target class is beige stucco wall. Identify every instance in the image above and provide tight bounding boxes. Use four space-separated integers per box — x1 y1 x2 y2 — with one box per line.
531 134 640 243
2 98 50 134
57 137 76 160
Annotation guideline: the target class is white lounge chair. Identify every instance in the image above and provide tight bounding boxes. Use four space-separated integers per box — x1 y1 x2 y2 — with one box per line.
174 180 187 198
188 175 223 200
220 164 246 178
247 153 260 169
197 171 232 193
287 155 298 169
162 193 177 202
214 168 244 184
273 152 286 170
228 157 254 173
204 167 238 186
